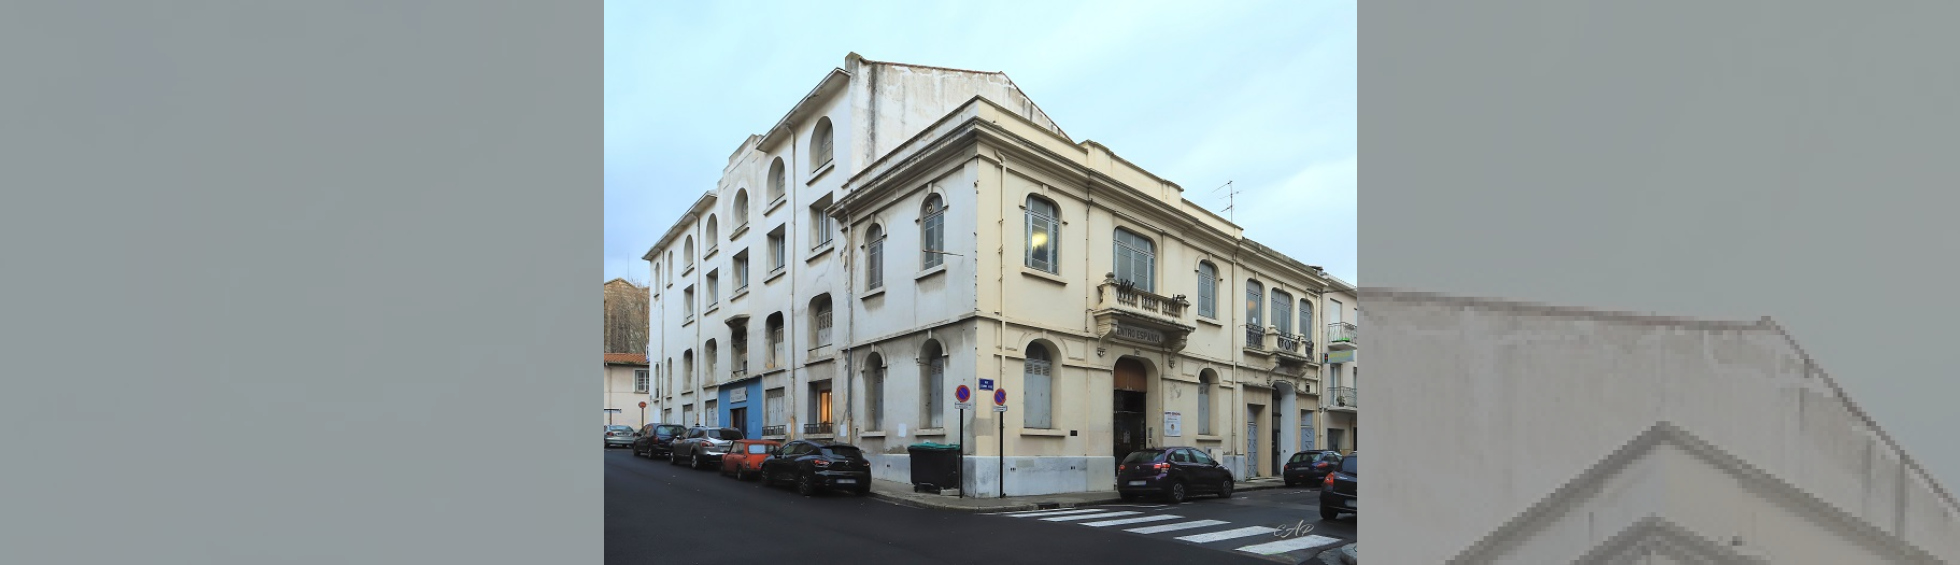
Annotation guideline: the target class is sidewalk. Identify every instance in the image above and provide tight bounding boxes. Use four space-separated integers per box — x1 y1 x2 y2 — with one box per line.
866 476 1293 513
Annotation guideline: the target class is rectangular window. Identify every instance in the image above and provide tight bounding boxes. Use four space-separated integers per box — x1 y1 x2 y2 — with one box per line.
734 250 750 292
1197 263 1217 318
921 198 945 270
765 388 785 427
705 400 717 427
634 369 649 394
704 271 718 306
924 356 945 428
766 322 783 369
767 227 786 272
683 286 695 318
1025 197 1059 273
866 366 884 431
1113 229 1155 292
1197 381 1211 435
867 235 884 290
814 302 833 347
810 196 835 250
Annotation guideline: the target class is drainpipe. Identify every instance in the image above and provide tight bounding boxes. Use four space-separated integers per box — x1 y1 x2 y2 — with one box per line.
785 123 801 441
991 153 1010 497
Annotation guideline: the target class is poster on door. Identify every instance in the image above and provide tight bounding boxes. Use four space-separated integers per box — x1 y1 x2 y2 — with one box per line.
1163 411 1182 437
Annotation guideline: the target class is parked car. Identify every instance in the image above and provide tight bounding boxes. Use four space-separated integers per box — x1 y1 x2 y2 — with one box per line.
718 439 782 480
630 423 688 459
1284 451 1344 486
1116 447 1235 504
668 426 744 470
758 439 872 496
1319 452 1357 520
604 425 638 449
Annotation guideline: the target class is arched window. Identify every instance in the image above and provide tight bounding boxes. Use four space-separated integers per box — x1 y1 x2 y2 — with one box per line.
767 157 787 203
921 340 945 428
1024 343 1054 429
1272 289 1294 336
682 350 694 389
665 358 673 393
864 224 885 290
666 252 675 284
811 117 834 172
1247 280 1265 345
864 353 885 431
706 215 719 243
1025 196 1059 273
1197 261 1218 318
704 340 718 381
653 263 661 290
1299 299 1314 345
809 294 834 347
1198 369 1216 435
921 194 946 269
765 312 785 370
1113 228 1156 292
733 190 750 229
684 236 695 269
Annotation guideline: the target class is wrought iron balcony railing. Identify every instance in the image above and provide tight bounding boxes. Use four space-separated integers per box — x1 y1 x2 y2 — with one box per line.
802 422 834 435
761 425 787 437
1331 386 1357 409
1246 326 1266 350
1328 322 1358 344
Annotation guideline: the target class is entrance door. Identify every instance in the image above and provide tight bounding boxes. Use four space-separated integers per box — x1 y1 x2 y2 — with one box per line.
1327 428 1345 453
1271 411 1282 475
730 407 749 438
1112 358 1149 471
1246 419 1259 478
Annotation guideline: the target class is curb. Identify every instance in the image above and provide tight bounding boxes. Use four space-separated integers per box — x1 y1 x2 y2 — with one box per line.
868 480 1293 513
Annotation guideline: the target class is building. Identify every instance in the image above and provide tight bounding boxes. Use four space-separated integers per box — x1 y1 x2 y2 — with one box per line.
1366 290 1960 564
603 278 649 356
603 353 650 427
642 54 1354 497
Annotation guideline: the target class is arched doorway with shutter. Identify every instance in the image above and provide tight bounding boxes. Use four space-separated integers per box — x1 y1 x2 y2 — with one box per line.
1111 356 1151 471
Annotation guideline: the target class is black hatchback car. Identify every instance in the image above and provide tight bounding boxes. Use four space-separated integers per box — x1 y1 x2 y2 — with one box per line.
1284 451 1343 486
1116 447 1235 504
758 439 872 497
630 423 687 459
1319 452 1357 520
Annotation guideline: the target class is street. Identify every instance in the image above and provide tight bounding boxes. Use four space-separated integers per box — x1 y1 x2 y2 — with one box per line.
605 449 1354 564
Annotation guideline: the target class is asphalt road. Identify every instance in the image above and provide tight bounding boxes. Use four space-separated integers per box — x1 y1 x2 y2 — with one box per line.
606 448 1332 565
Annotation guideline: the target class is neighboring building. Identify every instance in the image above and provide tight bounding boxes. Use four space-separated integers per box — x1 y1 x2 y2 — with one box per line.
1317 277 1358 455
603 278 649 356
603 353 651 427
1367 290 1960 564
642 54 1351 497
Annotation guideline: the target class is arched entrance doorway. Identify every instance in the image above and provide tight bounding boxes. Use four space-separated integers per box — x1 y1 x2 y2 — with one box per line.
1112 357 1150 468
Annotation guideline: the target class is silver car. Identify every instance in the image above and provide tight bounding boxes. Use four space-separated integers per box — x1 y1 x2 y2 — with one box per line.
604 425 638 449
668 427 745 469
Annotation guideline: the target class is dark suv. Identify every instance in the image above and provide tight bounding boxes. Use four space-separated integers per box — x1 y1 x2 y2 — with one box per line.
668 427 744 470
759 439 873 497
1319 452 1356 520
630 423 687 459
1284 451 1343 486
1116 447 1236 504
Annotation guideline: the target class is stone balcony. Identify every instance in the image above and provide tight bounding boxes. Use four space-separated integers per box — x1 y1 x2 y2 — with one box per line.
1092 274 1196 353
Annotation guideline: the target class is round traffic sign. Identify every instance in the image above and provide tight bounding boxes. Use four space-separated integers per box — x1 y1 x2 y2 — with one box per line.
955 384 972 403
993 389 1008 406
638 401 647 408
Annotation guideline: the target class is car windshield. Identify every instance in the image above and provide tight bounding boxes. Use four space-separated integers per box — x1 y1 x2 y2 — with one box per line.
1121 451 1164 465
1340 455 1357 475
656 425 685 436
822 446 863 458
709 429 744 440
1289 453 1311 463
747 444 770 454
607 426 633 433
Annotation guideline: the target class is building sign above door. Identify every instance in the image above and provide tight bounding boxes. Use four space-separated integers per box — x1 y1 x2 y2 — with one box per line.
1114 324 1166 345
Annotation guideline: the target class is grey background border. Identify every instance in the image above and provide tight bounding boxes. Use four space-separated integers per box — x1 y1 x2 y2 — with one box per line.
1366 0 1960 554
1 3 599 563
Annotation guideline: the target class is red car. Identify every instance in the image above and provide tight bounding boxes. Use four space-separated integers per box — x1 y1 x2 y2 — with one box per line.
719 439 782 481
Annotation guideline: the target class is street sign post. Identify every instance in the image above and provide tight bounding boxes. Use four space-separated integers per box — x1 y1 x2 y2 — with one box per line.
993 388 1007 498
979 378 995 391
954 384 972 498
639 401 648 427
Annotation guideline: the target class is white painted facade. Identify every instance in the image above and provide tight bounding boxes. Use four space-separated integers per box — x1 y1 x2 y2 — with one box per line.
1366 290 1960 564
641 54 1352 498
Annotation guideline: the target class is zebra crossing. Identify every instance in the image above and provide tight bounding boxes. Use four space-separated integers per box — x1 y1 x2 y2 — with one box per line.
986 504 1345 559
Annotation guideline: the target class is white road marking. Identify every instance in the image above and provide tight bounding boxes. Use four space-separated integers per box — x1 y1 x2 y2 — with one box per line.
1124 519 1229 534
1080 514 1182 527
992 508 1108 518
1174 526 1280 543
1235 535 1345 555
1040 510 1142 522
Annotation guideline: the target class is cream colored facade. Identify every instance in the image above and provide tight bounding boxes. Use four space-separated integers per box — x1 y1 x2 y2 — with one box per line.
642 55 1353 497
603 354 649 427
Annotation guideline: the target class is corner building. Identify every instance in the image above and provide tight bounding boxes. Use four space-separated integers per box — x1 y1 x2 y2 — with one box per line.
644 54 1357 497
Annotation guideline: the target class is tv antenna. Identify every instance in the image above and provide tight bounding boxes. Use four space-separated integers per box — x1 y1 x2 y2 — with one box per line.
1212 180 1240 222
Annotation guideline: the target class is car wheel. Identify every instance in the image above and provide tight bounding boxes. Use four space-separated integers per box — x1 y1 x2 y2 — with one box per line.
668 451 681 466
797 473 818 497
1320 505 1340 521
690 454 700 469
1166 481 1187 504
1219 479 1234 499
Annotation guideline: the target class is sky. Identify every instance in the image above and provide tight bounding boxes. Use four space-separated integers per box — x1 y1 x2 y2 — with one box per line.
604 0 1357 286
